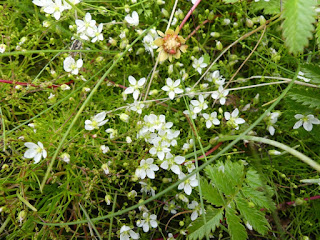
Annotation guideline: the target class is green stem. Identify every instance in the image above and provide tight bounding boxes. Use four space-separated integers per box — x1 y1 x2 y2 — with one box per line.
0 217 10 234
0 106 6 151
108 193 117 240
16 192 38 212
40 24 157 192
79 203 102 240
35 62 299 227
217 135 320 172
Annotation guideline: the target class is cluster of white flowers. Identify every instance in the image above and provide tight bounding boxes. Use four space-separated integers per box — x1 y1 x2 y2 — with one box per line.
32 0 81 20
75 13 104 43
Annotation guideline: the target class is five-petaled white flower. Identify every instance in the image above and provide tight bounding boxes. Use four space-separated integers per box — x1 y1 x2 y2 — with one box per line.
178 172 198 195
203 112 220 128
135 158 159 179
125 11 139 26
293 114 320 132
124 76 146 100
85 111 108 130
160 153 185 175
192 56 207 74
211 86 229 105
190 94 208 113
136 212 158 232
76 12 96 40
24 142 47 164
63 56 83 75
120 225 140 240
162 78 183 100
224 108 245 130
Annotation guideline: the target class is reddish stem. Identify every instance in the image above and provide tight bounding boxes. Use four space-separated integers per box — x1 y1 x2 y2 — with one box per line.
0 79 74 89
198 142 223 160
277 195 320 209
179 0 202 32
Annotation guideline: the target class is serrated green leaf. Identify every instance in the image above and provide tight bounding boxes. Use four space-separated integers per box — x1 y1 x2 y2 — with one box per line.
281 0 316 54
288 88 320 110
242 186 275 210
251 0 281 15
200 178 224 207
246 169 264 189
205 161 244 196
235 197 270 235
188 208 224 240
202 54 210 64
300 64 320 84
226 208 247 240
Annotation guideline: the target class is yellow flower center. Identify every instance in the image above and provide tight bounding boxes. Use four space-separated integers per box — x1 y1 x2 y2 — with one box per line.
163 35 180 54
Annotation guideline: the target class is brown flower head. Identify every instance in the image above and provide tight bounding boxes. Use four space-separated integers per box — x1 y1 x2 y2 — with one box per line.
154 27 188 62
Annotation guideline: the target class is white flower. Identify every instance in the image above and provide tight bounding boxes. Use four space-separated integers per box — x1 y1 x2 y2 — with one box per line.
48 93 55 100
129 101 145 114
60 153 70 163
205 70 225 86
120 225 140 240
178 172 198 195
106 128 118 139
60 84 71 90
160 153 185 175
124 76 146 100
91 23 104 43
100 145 110 154
297 71 311 82
126 136 132 143
163 200 180 214
42 0 66 20
32 0 52 7
188 200 203 221
184 160 195 173
190 94 208 113
136 212 158 232
143 32 158 56
293 114 320 131
224 108 245 130
135 158 159 179
211 86 229 105
101 163 110 175
76 13 96 40
149 139 170 160
203 112 220 128
85 112 108 130
192 56 207 74
162 78 183 100
63 56 83 75
24 142 47 164
183 105 198 119
125 11 139 26
265 111 280 135
0 44 6 53
182 139 194 151
140 181 156 196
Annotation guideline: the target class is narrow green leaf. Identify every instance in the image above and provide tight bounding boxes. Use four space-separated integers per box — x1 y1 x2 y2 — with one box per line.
281 0 316 54
226 208 247 240
200 178 224 207
317 21 320 47
188 208 224 240
235 197 270 235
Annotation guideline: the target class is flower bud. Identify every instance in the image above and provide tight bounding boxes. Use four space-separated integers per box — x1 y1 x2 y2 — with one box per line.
161 8 169 17
105 194 112 205
246 18 254 28
119 113 129 122
210 32 220 38
216 41 223 50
